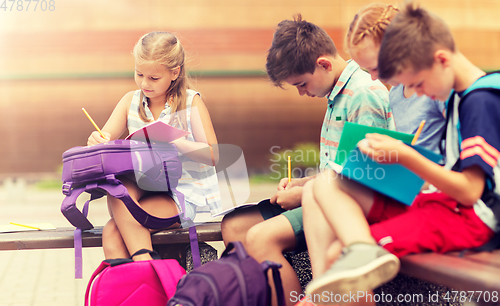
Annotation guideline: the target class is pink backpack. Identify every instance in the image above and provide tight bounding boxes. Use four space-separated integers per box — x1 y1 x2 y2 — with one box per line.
85 250 186 306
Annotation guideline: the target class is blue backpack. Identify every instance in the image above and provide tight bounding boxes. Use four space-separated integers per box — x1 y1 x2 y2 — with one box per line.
61 139 200 278
444 71 500 250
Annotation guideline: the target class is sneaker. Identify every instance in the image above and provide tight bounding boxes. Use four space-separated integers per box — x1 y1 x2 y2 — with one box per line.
305 243 399 304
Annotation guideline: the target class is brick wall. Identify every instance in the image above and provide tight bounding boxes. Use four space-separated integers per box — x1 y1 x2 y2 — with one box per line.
1 0 499 174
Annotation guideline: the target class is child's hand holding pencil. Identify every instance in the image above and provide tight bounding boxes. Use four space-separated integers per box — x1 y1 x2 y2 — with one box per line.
83 108 111 146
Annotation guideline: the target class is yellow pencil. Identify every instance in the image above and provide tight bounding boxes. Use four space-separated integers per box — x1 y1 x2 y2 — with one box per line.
82 108 106 139
411 120 426 146
10 222 41 231
288 156 292 183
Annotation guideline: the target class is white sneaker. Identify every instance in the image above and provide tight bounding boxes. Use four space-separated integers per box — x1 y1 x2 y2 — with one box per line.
305 243 400 305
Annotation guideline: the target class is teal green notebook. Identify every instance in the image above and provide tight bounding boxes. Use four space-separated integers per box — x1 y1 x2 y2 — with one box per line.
334 122 414 166
341 146 442 206
336 122 442 206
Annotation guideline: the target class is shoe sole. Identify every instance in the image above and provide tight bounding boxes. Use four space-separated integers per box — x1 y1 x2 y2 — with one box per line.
305 254 400 305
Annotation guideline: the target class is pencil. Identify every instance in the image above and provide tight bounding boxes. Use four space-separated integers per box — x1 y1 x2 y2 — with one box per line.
411 120 426 146
82 108 106 139
288 156 292 183
10 222 41 231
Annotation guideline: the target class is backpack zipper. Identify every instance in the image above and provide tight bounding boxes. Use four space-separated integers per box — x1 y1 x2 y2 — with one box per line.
215 260 249 306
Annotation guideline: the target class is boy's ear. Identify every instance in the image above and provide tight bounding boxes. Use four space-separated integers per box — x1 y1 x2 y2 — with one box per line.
317 57 333 71
434 50 451 68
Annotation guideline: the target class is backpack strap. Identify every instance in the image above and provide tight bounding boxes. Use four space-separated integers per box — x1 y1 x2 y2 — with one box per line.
63 180 183 278
64 181 182 230
262 261 286 306
224 242 285 306
462 71 500 97
65 189 102 279
61 183 100 230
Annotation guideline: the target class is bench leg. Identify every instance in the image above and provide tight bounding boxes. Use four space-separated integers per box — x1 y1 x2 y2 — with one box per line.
155 243 189 268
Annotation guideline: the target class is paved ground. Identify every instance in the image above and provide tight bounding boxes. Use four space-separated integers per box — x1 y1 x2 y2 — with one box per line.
0 180 277 306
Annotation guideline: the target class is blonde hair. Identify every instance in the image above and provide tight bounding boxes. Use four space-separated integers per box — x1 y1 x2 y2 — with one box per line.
133 31 193 124
345 3 400 50
378 2 456 80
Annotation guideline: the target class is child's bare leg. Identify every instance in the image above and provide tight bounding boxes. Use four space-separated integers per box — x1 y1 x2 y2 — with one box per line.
324 240 343 268
306 170 398 301
107 178 179 261
102 218 129 259
302 179 339 276
221 206 264 247
313 170 376 245
246 215 301 306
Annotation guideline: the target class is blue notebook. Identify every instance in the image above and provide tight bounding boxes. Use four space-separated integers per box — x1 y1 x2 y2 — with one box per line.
340 144 442 206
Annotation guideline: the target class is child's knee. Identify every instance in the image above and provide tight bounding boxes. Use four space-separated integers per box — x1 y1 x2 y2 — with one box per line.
221 207 261 241
246 220 292 254
102 219 126 255
302 179 316 204
221 212 243 237
102 219 120 241
314 169 339 190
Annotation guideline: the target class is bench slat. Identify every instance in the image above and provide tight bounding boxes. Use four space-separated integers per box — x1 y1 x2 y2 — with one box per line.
401 251 500 293
0 222 222 251
461 250 500 269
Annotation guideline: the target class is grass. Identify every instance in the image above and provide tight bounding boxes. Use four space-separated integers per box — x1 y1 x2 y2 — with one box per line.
34 179 63 190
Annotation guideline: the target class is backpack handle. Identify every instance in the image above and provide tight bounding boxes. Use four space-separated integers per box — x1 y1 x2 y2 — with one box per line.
221 241 248 260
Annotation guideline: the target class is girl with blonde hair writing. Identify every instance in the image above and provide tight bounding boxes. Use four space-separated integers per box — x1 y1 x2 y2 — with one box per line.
88 31 220 261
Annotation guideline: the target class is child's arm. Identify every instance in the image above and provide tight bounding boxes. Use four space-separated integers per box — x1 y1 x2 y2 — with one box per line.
87 91 133 146
359 133 486 206
171 95 218 166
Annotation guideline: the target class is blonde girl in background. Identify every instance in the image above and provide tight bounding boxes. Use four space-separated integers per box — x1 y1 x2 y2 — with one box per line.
87 31 220 261
345 3 446 153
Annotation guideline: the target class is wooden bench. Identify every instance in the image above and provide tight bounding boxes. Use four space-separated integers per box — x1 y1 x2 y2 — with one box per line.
1 222 499 305
400 251 500 305
0 222 222 268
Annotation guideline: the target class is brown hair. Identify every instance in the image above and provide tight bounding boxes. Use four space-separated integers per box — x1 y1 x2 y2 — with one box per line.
345 3 399 49
266 14 337 87
378 2 456 80
133 31 193 124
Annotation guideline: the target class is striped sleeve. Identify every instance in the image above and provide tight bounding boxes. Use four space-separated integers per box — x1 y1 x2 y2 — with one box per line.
459 90 500 178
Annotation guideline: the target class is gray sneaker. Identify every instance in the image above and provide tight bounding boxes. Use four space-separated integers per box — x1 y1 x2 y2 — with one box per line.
305 243 400 304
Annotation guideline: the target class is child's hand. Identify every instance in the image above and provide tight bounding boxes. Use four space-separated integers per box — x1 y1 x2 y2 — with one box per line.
277 177 307 191
87 131 110 146
357 133 408 164
270 187 302 210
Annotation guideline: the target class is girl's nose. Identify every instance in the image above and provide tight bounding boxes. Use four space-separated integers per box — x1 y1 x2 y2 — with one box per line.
297 87 306 96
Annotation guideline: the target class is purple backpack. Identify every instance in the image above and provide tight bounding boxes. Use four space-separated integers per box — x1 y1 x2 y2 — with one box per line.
167 241 286 306
61 139 200 278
